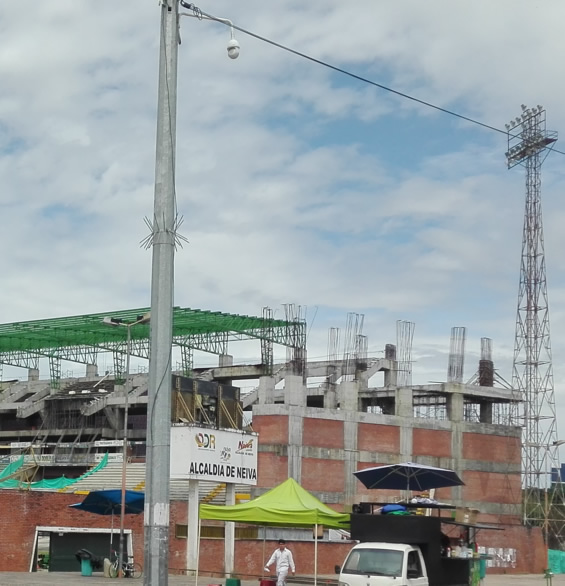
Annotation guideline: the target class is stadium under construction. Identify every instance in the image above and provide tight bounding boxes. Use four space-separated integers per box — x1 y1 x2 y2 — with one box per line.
0 305 547 574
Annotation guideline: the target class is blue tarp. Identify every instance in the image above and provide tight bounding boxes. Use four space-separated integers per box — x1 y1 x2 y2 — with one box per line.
70 488 144 515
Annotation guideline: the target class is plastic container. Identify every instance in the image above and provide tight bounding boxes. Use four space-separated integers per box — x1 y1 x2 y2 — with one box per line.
80 558 93 577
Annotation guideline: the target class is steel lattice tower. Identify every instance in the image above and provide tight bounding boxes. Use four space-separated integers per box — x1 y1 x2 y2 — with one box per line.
506 105 563 543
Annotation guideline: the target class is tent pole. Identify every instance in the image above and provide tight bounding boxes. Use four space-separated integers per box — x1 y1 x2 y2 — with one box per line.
262 527 266 577
110 511 114 557
314 524 318 586
195 517 201 586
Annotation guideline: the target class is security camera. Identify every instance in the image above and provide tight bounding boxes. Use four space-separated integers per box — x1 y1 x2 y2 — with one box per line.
227 39 240 59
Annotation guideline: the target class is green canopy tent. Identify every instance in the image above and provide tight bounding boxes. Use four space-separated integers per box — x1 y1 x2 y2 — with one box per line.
199 478 350 586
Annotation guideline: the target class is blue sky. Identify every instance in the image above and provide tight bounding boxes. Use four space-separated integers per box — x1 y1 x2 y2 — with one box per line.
2 1 565 428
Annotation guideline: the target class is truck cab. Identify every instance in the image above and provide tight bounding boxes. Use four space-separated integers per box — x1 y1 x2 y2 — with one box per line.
338 542 429 586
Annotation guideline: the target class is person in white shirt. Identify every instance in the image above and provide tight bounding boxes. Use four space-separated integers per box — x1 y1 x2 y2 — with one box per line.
264 539 296 586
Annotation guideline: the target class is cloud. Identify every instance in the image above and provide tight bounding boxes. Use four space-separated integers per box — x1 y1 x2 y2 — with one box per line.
2 0 565 446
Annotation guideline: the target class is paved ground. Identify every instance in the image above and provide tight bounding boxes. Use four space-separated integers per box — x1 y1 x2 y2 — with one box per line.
0 573 562 586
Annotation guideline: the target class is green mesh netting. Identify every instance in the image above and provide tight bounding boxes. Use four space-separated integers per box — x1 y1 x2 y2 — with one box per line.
0 455 24 480
0 452 108 490
547 549 565 574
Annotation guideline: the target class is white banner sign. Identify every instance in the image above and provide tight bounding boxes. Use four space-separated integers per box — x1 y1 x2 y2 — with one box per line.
170 425 258 485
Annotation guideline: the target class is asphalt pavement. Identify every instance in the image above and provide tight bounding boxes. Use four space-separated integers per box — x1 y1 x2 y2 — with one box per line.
0 573 562 586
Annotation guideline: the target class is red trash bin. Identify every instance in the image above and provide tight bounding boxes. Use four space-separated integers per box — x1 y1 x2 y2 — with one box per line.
260 579 276 586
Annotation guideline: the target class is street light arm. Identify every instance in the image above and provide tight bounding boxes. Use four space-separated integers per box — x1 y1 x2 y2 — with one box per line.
179 3 240 58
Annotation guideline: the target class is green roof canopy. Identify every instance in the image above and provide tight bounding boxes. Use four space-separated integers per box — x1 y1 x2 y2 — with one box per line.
199 477 350 529
0 307 305 370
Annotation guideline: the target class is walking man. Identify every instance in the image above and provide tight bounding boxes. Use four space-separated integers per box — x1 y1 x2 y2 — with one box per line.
265 539 296 586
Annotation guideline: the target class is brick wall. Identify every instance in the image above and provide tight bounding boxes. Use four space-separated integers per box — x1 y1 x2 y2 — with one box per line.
253 415 289 446
413 428 452 458
0 490 547 575
302 418 343 449
357 423 399 452
301 458 345 493
463 432 521 463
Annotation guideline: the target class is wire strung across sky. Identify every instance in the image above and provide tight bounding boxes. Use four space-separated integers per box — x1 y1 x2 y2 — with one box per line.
183 2 565 158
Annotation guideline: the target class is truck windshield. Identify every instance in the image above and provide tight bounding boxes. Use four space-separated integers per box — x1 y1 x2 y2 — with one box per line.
342 548 403 578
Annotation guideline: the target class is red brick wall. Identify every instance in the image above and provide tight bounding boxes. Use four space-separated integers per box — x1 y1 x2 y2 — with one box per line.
0 490 546 576
302 418 343 449
412 428 451 458
357 424 399 452
257 453 288 488
0 490 145 572
462 470 521 505
197 538 354 577
463 433 521 463
253 415 288 446
301 458 344 493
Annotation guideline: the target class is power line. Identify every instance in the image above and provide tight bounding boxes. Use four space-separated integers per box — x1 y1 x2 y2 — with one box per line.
186 3 565 158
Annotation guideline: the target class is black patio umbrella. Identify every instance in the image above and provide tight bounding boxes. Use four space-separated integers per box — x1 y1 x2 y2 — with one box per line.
353 462 464 492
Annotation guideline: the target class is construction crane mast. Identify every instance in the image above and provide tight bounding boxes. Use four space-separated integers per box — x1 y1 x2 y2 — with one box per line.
506 105 563 545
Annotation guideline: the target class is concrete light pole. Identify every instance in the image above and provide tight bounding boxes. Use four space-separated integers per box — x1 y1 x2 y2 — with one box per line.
103 313 150 577
144 3 239 583
144 1 179 584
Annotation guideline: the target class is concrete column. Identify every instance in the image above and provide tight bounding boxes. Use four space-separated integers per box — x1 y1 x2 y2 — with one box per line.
257 376 275 405
86 364 98 378
343 413 359 507
186 479 199 576
480 401 493 424
28 368 39 382
224 483 235 576
325 365 338 409
450 422 464 503
339 380 359 412
325 383 337 409
447 389 464 423
219 354 233 386
395 387 413 418
357 369 369 391
287 406 304 481
285 374 305 407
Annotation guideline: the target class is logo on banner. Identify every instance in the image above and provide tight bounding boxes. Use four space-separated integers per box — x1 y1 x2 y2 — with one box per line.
195 433 216 450
236 438 254 455
220 446 232 462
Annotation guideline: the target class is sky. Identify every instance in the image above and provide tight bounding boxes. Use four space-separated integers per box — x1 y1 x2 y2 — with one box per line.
2 1 565 433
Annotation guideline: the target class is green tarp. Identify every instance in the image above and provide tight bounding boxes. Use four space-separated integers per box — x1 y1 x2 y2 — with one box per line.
200 477 350 529
548 549 565 574
0 452 109 490
0 455 24 480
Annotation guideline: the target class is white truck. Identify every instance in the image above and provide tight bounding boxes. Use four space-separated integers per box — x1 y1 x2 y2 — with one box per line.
337 541 429 586
336 512 475 586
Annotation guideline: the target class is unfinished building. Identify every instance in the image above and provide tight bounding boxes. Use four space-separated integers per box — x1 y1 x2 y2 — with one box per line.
0 307 545 574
